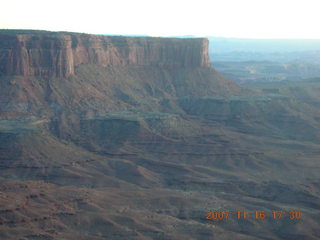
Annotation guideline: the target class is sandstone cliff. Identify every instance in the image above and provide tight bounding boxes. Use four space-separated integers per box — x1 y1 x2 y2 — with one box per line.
0 30 248 120
0 31 210 78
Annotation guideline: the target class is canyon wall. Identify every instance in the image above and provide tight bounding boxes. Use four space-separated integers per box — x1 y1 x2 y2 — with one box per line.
0 31 210 78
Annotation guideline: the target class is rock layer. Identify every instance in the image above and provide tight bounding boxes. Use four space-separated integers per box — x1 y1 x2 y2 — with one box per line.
0 31 210 78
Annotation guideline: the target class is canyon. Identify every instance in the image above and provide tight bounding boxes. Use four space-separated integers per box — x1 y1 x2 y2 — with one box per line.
0 30 319 240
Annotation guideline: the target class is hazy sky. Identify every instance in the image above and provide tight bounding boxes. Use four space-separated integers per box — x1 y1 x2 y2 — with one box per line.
1 0 319 39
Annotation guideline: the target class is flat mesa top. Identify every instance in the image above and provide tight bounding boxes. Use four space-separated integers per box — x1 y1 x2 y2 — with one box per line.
0 29 207 42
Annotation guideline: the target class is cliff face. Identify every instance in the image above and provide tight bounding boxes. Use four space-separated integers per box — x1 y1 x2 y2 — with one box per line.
0 31 210 78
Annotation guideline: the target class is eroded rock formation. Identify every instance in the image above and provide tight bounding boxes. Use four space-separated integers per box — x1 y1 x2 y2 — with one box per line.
0 31 210 78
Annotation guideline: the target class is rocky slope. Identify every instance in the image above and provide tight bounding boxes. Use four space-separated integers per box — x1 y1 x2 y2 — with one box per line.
0 30 248 121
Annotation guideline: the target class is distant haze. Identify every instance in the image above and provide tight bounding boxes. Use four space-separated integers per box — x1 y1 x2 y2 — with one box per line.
208 38 320 62
209 38 320 53
1 0 320 39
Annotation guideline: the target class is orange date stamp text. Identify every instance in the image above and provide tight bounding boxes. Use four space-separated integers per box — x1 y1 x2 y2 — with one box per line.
205 210 301 220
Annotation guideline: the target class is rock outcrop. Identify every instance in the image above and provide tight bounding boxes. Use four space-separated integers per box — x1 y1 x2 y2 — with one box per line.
0 31 210 78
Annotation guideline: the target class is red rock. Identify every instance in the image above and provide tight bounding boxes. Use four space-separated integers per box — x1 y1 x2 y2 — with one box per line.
0 32 210 78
